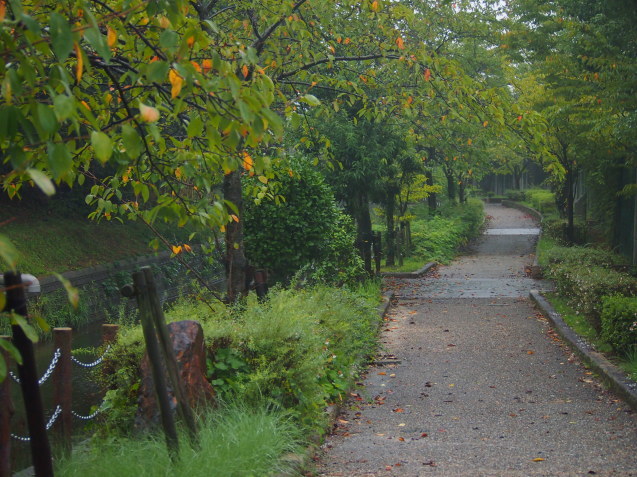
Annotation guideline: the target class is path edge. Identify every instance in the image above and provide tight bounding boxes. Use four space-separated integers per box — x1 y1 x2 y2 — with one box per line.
276 289 396 477
530 290 637 412
380 261 437 279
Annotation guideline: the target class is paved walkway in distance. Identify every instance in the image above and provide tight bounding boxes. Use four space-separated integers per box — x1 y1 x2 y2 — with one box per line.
315 203 637 477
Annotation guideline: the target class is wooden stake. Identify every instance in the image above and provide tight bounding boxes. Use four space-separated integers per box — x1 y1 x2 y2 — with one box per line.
52 328 72 454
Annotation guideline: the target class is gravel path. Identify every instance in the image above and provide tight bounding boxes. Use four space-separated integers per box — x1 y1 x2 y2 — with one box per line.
314 203 637 477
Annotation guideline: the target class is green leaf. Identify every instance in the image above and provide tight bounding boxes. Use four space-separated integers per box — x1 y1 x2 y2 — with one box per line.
36 103 58 135
187 116 204 138
53 95 75 121
50 13 73 61
33 314 51 333
54 273 79 309
91 131 113 163
121 125 143 159
11 313 38 343
84 26 111 63
27 169 55 196
0 234 19 270
0 338 22 365
47 142 73 180
146 61 170 83
300 94 321 106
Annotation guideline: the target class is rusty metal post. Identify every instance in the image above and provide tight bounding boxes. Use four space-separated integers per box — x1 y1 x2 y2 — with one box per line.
4 271 54 477
0 336 13 477
52 328 72 454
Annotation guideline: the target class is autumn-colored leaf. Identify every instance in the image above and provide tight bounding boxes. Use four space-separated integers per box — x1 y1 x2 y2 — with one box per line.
169 69 183 98
424 68 431 81
242 64 249 79
378 371 387 375
74 42 83 82
191 61 201 73
532 458 545 462
467 138 472 145
393 408 404 413
172 245 182 255
139 102 160 122
517 115 523 121
371 1 379 12
0 1 6 22
187 36 195 48
395 37 405 49
202 59 213 73
231 214 239 223
107 27 117 48
483 121 488 127
398 437 405 442
242 152 253 171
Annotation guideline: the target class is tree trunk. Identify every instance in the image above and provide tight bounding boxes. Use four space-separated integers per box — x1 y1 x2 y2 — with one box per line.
223 170 248 302
385 193 396 266
352 194 374 276
458 180 466 204
425 169 437 213
444 167 456 202
565 163 575 244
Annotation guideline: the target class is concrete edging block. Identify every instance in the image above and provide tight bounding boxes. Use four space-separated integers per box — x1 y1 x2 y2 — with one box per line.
530 290 637 412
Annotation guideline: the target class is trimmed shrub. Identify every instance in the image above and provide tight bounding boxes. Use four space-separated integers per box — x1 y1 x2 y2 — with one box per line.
525 188 554 213
244 158 363 285
548 263 637 329
544 245 624 268
600 295 637 353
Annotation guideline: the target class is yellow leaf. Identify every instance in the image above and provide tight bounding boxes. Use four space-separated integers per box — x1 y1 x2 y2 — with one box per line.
242 152 253 171
220 225 226 232
371 1 379 12
74 42 83 83
242 64 249 79
187 36 195 48
258 176 268 184
202 59 213 74
183 244 192 252
169 69 183 98
172 245 182 255
532 458 545 462
467 138 472 145
483 121 488 128
424 68 431 81
107 27 117 48
230 214 239 223
139 102 160 122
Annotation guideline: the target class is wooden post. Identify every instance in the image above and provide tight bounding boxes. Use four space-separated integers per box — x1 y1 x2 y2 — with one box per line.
132 270 179 459
101 324 119 344
141 267 198 442
0 336 13 477
373 232 382 276
4 272 54 477
254 269 268 302
52 328 72 454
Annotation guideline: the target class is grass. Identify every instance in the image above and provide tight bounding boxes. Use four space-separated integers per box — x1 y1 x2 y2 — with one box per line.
55 403 305 477
0 197 193 276
619 346 637 382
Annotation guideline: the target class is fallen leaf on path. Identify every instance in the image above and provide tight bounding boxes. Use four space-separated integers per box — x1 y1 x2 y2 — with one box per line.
393 408 405 413
378 372 387 375
532 458 545 462
398 437 405 442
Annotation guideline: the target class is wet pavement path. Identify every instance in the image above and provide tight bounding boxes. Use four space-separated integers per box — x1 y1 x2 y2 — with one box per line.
315 203 637 476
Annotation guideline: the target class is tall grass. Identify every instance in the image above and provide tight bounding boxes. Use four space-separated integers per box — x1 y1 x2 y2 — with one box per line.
56 403 305 477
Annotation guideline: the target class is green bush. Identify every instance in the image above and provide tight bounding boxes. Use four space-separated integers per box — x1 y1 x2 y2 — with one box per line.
410 199 484 264
244 158 363 284
525 188 555 213
547 263 637 329
600 295 637 353
505 189 527 202
101 283 381 434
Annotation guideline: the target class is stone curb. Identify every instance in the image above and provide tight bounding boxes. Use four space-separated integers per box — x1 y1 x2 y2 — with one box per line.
530 290 637 412
380 261 437 279
277 290 396 476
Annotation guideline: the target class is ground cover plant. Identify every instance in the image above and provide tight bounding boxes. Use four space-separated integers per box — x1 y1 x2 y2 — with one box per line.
73 281 381 474
56 403 304 477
